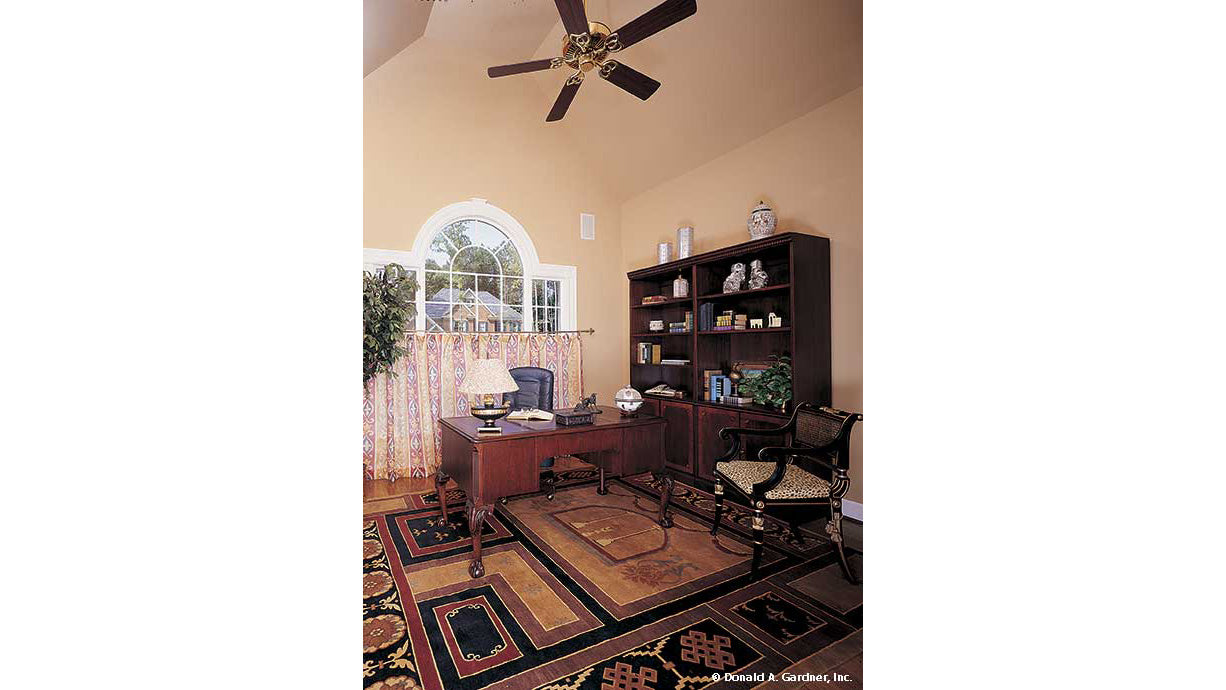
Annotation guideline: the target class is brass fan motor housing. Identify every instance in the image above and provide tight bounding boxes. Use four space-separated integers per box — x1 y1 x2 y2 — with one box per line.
562 21 615 73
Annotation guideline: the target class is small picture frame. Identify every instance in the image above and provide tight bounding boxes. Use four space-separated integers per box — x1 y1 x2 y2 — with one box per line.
732 360 771 379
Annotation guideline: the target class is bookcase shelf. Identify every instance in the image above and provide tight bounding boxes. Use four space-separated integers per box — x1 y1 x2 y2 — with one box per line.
698 283 791 299
697 327 791 336
627 232 830 481
630 332 692 337
630 296 692 309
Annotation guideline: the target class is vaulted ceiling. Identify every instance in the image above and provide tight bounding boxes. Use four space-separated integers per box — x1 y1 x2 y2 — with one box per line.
364 0 862 201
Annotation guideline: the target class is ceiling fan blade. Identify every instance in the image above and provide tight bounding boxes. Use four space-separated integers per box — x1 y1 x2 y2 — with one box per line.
487 59 556 78
546 79 582 122
599 61 660 101
554 0 590 37
611 0 697 50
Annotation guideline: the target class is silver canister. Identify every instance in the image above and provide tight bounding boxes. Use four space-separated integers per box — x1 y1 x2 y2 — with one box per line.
657 242 672 264
677 226 694 258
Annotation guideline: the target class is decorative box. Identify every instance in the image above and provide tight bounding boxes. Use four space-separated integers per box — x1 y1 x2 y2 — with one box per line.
554 409 596 426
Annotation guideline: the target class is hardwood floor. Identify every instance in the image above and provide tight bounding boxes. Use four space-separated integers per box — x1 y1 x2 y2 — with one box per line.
363 475 436 500
754 631 863 689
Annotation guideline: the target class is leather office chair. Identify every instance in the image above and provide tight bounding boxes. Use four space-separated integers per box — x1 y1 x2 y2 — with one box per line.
504 367 558 499
710 403 862 583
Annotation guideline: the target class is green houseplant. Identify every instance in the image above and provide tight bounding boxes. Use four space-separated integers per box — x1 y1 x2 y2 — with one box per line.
363 263 417 386
739 354 793 411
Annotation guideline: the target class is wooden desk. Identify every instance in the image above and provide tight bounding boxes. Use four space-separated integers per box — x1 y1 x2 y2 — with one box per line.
437 406 672 578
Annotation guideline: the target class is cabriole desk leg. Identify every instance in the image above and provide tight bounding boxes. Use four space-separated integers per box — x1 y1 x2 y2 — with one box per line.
466 499 492 578
435 470 451 524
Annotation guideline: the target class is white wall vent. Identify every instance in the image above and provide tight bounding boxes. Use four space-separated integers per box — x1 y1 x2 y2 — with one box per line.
580 213 596 240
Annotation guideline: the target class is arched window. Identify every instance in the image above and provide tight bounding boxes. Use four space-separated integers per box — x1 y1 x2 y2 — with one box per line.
363 199 576 333
423 219 526 332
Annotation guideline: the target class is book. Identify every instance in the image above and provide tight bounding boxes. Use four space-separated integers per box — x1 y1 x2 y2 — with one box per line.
702 369 722 397
651 344 661 364
506 408 554 421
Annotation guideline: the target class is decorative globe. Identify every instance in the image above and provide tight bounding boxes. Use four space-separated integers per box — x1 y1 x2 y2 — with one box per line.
614 384 644 415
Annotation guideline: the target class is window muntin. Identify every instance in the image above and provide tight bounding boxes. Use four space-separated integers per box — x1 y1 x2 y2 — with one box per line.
532 278 561 332
422 219 528 333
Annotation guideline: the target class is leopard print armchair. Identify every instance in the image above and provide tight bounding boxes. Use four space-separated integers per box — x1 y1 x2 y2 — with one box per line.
710 403 862 583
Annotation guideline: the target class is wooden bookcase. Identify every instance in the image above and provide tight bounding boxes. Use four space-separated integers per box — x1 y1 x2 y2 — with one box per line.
627 232 831 482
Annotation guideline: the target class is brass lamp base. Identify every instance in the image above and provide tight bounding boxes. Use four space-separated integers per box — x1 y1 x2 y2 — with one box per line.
470 402 511 433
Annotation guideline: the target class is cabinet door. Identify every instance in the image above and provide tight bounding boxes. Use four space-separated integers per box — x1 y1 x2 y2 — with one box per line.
639 397 661 418
697 407 740 480
659 400 693 473
738 411 788 463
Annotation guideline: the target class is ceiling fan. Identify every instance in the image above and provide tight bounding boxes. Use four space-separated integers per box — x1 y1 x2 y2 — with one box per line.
486 0 698 122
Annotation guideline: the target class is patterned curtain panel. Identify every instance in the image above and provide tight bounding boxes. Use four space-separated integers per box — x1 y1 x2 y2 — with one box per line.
363 333 584 480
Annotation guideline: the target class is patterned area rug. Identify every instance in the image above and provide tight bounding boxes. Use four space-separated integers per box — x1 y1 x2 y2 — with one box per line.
363 474 862 689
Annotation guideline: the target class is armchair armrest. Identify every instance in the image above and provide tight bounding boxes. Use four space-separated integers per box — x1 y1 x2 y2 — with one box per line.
714 420 793 462
757 445 845 476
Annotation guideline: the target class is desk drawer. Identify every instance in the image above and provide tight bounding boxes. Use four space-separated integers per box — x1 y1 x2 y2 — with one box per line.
534 428 622 458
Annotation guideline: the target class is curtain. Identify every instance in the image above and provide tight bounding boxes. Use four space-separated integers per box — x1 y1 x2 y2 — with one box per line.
363 332 584 481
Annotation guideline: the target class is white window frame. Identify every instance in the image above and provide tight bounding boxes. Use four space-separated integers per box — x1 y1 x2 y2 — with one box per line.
363 198 577 333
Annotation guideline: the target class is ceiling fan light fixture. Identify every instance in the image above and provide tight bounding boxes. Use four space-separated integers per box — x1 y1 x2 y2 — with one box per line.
485 0 698 122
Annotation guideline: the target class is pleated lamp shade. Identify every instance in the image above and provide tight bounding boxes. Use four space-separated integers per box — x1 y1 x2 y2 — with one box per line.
461 359 520 396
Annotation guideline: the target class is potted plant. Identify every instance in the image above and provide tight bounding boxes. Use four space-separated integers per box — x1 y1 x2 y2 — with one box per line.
363 263 417 386
739 354 792 411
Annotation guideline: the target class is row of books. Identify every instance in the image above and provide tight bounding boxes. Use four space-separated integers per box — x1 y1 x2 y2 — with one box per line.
636 342 662 364
669 311 694 333
712 310 748 331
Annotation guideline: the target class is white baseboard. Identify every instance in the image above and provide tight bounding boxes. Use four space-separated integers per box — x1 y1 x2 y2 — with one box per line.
842 499 863 521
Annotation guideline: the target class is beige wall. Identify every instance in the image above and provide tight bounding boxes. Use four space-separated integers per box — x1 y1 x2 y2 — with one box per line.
364 37 629 403
619 88 863 502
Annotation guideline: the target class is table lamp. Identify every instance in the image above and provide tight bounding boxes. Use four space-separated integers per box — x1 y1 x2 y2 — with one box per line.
461 359 520 433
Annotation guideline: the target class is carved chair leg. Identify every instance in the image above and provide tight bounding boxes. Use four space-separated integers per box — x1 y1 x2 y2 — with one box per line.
710 477 725 537
542 469 556 501
827 497 858 585
435 470 450 524
750 503 765 576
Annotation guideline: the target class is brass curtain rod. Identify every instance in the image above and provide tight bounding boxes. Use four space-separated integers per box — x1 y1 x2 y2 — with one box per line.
399 329 595 335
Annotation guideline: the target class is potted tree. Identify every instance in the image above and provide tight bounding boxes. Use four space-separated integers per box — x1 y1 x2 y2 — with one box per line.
363 263 417 386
